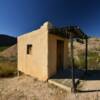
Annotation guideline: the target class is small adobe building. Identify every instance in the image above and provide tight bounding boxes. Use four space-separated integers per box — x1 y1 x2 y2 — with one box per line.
17 21 88 81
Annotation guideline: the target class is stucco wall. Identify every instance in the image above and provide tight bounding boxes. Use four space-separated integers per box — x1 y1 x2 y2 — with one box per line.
18 22 69 81
18 25 49 81
48 34 69 78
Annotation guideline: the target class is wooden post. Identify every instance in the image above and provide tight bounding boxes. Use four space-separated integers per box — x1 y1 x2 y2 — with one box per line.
85 37 88 74
70 33 76 92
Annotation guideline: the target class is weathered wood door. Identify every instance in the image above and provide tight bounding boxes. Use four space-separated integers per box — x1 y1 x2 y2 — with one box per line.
57 40 64 72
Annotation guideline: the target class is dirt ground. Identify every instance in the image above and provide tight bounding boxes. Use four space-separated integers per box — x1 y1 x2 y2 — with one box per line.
0 75 100 100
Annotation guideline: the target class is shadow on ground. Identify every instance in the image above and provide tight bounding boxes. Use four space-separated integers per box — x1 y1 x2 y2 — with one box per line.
51 68 100 80
50 68 100 93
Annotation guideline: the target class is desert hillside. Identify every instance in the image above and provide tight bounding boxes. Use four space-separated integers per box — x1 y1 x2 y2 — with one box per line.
0 35 17 77
0 44 17 57
0 34 17 57
74 37 100 52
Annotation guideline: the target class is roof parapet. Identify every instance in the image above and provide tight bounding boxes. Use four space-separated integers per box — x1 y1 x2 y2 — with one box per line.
40 21 54 29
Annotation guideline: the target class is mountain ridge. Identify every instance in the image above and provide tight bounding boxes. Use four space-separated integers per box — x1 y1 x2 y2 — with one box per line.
0 34 17 46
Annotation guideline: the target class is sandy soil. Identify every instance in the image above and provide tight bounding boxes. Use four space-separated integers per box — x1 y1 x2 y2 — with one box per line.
0 75 100 100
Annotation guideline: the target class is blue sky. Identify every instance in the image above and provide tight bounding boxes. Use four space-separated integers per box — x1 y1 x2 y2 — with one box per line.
0 0 100 37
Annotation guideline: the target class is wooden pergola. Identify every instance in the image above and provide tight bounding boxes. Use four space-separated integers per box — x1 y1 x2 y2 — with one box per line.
49 26 88 92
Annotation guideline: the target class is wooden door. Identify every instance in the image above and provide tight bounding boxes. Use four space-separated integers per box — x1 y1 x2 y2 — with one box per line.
57 40 64 72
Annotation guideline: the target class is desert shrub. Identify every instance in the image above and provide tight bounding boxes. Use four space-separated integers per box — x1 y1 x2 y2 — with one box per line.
75 51 100 70
74 51 85 69
9 56 17 62
94 38 100 41
96 47 100 51
88 51 98 57
0 56 17 77
0 46 9 52
88 51 100 69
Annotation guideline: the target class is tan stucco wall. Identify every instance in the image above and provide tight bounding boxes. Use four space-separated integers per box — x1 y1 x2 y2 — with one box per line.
18 24 49 81
48 34 69 78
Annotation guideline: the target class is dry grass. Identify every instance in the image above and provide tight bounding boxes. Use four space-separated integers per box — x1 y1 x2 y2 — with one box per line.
0 75 100 100
0 56 17 77
0 46 9 52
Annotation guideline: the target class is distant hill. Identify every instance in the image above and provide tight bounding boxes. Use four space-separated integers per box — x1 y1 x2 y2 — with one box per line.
0 44 17 57
0 34 17 46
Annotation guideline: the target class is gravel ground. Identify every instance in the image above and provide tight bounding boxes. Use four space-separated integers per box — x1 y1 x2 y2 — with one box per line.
0 75 100 100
